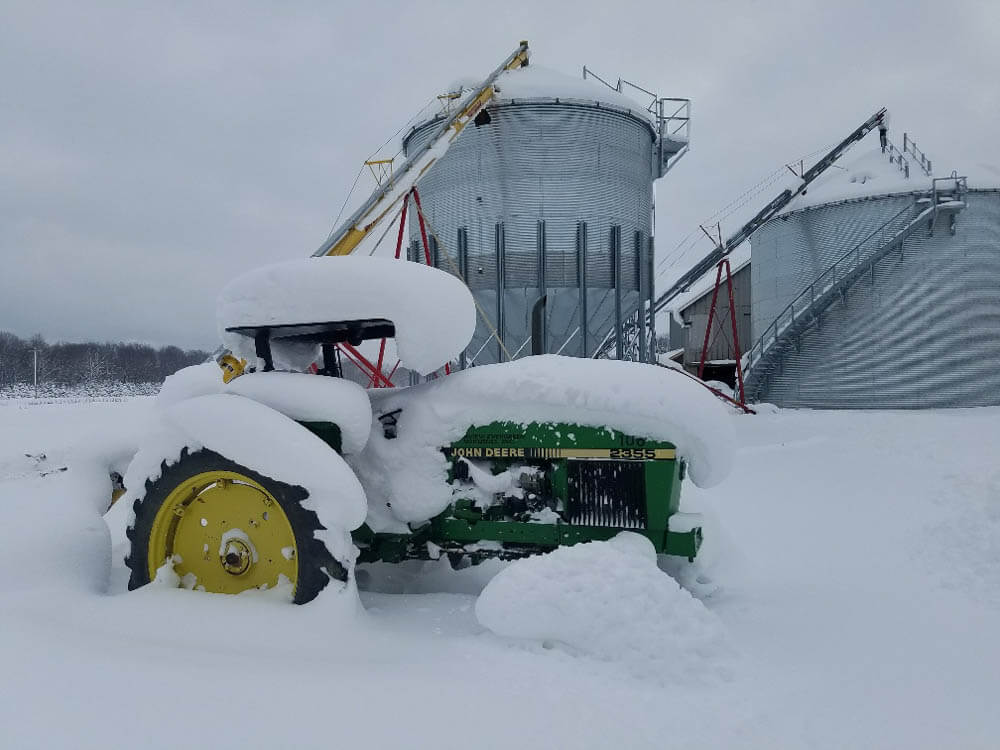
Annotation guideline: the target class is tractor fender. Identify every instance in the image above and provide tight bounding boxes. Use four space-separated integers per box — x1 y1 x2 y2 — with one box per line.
156 393 368 534
225 371 372 455
158 366 373 456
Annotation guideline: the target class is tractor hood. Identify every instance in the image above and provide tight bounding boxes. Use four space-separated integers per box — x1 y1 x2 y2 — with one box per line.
350 355 736 527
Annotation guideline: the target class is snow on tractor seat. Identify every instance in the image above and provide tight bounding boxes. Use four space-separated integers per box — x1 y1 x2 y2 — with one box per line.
349 355 736 528
217 257 476 375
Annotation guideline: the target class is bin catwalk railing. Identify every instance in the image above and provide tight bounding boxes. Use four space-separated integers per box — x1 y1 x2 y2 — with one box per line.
582 65 691 178
742 183 967 401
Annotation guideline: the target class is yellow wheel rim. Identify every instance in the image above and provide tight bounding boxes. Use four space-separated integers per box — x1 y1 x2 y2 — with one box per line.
147 470 298 595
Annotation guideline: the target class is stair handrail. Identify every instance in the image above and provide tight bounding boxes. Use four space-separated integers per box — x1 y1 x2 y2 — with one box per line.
744 202 919 371
932 173 968 204
902 133 933 176
884 141 911 178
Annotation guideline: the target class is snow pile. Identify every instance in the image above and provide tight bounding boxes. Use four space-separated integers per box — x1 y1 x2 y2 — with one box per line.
157 361 223 407
122 393 367 563
0 400 153 595
217 256 475 375
226 371 372 455
159 365 372 454
475 533 733 684
494 64 656 124
351 355 735 526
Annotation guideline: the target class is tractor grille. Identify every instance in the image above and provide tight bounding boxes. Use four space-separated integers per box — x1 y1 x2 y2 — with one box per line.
566 460 647 529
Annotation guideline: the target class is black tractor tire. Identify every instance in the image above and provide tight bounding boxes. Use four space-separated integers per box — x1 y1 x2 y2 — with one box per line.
125 447 347 604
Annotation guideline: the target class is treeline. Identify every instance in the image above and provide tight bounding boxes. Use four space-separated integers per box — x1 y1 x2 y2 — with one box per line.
0 331 211 386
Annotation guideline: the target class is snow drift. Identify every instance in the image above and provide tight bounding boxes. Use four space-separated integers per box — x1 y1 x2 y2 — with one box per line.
157 361 225 409
225 371 372 455
475 533 733 684
159 365 373 455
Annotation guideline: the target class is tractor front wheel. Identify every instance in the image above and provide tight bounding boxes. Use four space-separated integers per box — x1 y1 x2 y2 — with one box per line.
125 447 345 604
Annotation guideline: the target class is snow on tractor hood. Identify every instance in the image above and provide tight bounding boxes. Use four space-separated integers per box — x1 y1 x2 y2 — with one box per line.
217 256 476 375
350 355 736 527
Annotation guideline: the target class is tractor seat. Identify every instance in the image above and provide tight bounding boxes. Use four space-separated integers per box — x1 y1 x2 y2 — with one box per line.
227 318 395 373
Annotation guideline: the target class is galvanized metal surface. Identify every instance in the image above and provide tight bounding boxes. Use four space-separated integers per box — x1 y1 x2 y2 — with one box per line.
750 190 1000 408
403 101 655 363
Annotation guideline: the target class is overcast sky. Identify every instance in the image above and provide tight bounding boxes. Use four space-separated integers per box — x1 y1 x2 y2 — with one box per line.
3 0 997 350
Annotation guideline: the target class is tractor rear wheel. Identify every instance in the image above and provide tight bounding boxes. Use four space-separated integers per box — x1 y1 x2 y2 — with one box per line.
125 447 346 604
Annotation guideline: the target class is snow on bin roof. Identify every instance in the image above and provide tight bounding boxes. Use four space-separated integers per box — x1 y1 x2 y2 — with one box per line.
217 257 476 376
781 147 934 215
781 145 997 216
351 355 735 526
493 65 656 124
963 161 1000 190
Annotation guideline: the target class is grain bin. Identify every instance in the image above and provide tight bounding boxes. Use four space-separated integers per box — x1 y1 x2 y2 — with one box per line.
744 144 1000 408
402 64 689 365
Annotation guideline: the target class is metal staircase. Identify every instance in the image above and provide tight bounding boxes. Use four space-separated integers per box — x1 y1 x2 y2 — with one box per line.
743 178 967 401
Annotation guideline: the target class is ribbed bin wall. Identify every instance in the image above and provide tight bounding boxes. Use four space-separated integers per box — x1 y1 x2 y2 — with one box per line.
403 101 655 363
750 190 1000 408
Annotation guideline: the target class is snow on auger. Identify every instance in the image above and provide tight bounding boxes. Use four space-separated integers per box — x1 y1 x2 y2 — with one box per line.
116 41 734 603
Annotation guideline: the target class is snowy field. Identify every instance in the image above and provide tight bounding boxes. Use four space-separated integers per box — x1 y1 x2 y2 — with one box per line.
1 397 999 749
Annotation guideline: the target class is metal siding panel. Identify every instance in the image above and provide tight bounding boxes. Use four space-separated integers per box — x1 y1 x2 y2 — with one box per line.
679 264 751 365
751 195 911 338
404 101 654 363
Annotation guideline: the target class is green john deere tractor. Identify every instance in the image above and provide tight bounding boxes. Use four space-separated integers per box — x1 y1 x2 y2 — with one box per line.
119 256 719 604
355 420 699 567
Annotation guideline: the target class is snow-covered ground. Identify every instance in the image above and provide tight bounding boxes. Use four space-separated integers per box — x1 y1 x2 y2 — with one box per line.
1 397 999 749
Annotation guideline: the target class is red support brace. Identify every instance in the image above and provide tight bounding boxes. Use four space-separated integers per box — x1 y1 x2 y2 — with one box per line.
696 259 751 413
338 342 395 388
410 188 433 266
410 187 451 377
374 339 388 386
697 262 725 381
369 195 412 387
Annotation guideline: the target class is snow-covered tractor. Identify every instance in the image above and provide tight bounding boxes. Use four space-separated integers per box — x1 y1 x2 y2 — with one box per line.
119 257 730 603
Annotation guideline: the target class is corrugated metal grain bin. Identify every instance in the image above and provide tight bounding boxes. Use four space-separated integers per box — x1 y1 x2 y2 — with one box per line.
402 65 686 365
746 146 1000 408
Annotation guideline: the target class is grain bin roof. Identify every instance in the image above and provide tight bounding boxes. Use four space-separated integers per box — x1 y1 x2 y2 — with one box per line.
780 147 998 216
779 147 933 215
492 65 656 124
